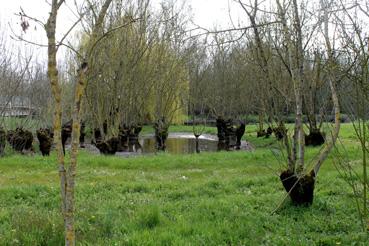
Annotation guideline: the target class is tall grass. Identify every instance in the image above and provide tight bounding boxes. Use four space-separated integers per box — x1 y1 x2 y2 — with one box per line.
0 123 367 245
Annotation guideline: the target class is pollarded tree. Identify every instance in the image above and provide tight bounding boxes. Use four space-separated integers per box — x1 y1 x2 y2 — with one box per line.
302 50 331 146
84 9 150 152
188 41 212 152
198 38 251 149
145 1 191 150
149 42 190 150
84 0 190 152
272 0 340 205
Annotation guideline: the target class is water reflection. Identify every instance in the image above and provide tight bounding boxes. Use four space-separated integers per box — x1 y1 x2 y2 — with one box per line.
85 133 252 156
140 137 218 154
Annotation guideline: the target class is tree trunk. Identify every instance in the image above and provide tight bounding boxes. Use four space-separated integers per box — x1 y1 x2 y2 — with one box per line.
44 0 113 245
195 135 200 153
0 128 6 155
313 2 340 175
64 66 88 245
292 0 305 173
46 0 68 242
276 0 297 169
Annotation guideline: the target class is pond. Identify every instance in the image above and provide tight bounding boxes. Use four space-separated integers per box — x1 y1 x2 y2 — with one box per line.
83 133 252 156
139 133 219 154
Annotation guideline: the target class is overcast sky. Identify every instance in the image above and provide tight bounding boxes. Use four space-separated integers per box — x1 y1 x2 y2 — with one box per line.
0 0 246 63
0 0 241 28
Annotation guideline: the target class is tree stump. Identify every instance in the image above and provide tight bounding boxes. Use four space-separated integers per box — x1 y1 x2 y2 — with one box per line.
154 118 169 151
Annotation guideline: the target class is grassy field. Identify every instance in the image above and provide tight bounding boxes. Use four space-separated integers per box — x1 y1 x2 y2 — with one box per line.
0 124 367 245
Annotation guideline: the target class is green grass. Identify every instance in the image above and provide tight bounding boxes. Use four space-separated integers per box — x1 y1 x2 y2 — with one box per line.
0 124 368 245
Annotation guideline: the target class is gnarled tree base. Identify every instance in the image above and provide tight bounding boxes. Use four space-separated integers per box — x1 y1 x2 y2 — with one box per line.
280 170 315 205
305 131 325 146
216 118 242 150
7 128 33 153
154 120 168 151
155 133 168 151
0 128 6 155
37 128 53 156
118 124 142 151
95 137 119 155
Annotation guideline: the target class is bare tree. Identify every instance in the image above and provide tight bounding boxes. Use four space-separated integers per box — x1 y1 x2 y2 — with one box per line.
84 0 151 154
271 0 341 206
18 0 114 244
188 41 210 152
330 0 369 231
